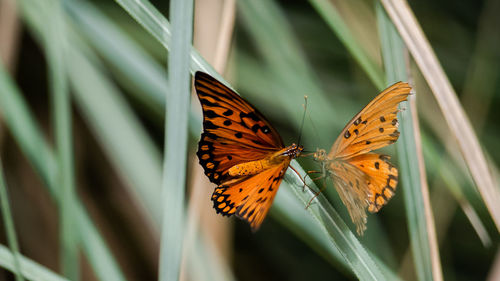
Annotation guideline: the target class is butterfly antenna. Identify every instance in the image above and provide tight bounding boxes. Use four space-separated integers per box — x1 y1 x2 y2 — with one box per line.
297 96 308 145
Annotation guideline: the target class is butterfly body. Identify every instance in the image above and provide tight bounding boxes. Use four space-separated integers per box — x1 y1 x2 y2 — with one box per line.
228 144 302 177
195 71 302 230
313 82 411 234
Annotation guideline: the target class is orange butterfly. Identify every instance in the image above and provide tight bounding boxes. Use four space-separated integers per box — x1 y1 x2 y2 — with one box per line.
311 82 411 235
194 72 303 231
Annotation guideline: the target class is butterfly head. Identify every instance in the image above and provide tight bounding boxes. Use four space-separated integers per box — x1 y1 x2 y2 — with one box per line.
283 143 303 159
312 148 328 162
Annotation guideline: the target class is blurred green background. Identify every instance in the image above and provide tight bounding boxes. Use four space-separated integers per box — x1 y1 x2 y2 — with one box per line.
0 0 498 280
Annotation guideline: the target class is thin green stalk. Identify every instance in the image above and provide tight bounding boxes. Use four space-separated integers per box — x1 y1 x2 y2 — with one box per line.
63 0 166 116
158 0 193 280
381 0 500 234
282 167 400 281
0 59 126 281
309 0 386 89
377 4 442 281
0 161 24 281
44 0 78 279
238 0 337 137
113 0 222 81
0 245 68 281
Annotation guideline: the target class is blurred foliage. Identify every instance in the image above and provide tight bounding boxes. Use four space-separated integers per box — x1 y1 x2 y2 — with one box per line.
0 0 498 280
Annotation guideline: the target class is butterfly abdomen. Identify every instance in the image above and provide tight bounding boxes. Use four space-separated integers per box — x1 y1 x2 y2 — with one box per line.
228 159 275 176
228 145 302 177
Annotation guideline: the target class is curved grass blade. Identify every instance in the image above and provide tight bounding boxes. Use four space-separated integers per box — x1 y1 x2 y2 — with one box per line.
282 167 400 281
381 0 500 233
0 161 24 281
158 0 194 280
63 0 166 116
0 53 127 281
113 0 223 82
43 0 79 278
0 245 68 281
377 4 442 281
308 0 385 89
237 0 337 137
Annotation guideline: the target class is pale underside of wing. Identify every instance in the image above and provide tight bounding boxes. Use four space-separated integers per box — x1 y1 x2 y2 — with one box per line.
328 152 399 235
328 160 370 235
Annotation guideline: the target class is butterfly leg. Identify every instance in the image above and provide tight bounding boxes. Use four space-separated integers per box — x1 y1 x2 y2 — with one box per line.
305 165 328 208
289 165 308 188
303 170 323 191
306 179 327 209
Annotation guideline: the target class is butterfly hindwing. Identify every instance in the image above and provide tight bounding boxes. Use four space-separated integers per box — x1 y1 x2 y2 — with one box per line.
348 153 398 213
211 161 289 231
195 72 285 184
330 82 411 159
328 161 370 235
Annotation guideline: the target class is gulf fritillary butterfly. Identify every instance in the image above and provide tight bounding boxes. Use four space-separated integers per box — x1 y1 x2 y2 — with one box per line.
311 82 411 235
194 72 303 231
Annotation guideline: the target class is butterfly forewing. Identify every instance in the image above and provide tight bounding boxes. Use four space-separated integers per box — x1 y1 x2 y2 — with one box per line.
195 72 285 184
195 71 302 231
330 82 411 159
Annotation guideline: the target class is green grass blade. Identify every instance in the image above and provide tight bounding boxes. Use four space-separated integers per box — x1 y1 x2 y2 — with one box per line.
377 4 442 281
158 0 194 280
309 0 385 89
0 161 24 281
0 245 68 281
113 0 221 80
237 0 336 135
67 39 163 227
44 0 79 278
0 55 127 281
381 0 500 234
63 0 166 115
281 168 400 280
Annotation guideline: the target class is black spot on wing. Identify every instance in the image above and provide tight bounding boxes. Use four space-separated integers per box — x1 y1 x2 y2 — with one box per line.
199 98 219 107
240 111 260 122
205 110 218 119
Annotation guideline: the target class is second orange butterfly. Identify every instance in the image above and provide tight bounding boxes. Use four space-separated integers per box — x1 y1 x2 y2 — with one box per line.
311 82 411 235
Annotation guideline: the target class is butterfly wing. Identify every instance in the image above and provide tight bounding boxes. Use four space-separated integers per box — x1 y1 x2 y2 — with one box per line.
329 82 411 159
347 153 398 213
195 72 285 184
327 160 370 235
329 153 398 235
321 82 410 234
211 160 290 231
